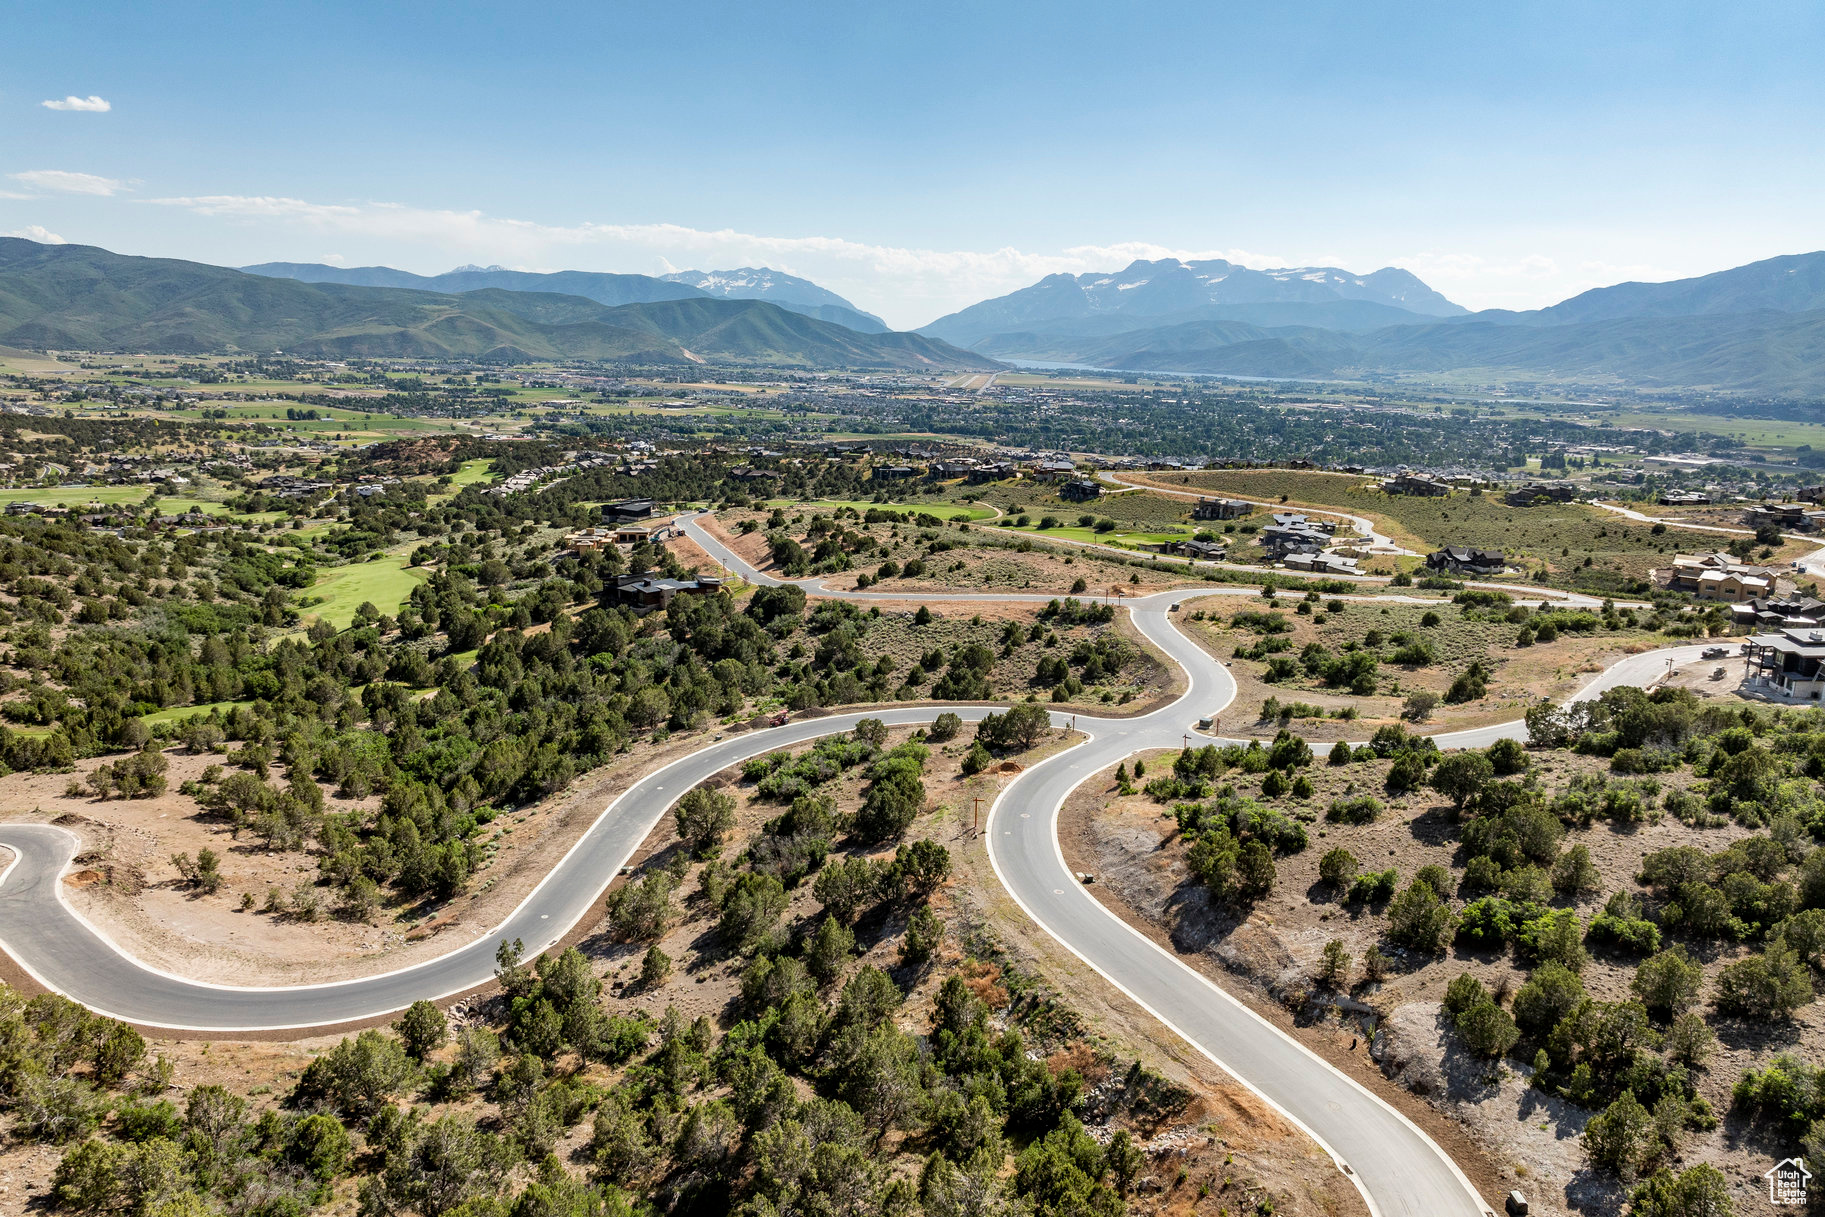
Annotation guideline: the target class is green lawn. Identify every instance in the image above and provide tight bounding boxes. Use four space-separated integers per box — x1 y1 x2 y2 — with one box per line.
300 554 428 629
143 699 255 726
449 458 497 487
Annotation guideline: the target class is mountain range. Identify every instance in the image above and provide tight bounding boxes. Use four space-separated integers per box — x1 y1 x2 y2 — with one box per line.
245 261 890 334
925 252 1825 395
0 240 990 370
7 235 1825 391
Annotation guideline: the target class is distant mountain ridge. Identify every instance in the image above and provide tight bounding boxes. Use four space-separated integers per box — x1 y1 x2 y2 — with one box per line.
244 261 889 333
926 249 1825 394
1490 251 1825 326
920 257 1468 347
659 267 888 333
2 239 993 370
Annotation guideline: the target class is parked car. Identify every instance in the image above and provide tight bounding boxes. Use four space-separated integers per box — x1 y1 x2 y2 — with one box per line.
1702 646 1730 659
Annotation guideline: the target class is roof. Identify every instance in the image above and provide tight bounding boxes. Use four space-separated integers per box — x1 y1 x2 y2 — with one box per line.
1748 630 1825 658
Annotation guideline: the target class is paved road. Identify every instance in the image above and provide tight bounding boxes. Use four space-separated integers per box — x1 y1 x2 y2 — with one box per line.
2 511 1721 1215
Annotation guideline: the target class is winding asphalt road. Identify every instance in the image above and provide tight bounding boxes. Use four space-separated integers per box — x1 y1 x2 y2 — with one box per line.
0 510 1725 1216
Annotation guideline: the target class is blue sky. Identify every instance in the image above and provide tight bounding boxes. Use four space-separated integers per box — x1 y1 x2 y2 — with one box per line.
3 0 1821 328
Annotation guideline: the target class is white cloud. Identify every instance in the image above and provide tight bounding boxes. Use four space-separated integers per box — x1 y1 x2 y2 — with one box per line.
2 225 66 244
11 169 126 196
40 95 111 113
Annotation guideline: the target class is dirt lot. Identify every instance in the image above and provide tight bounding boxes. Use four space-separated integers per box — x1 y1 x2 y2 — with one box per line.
1059 748 1825 1217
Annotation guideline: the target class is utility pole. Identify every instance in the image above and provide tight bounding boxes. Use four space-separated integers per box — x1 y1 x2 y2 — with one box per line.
972 795 983 835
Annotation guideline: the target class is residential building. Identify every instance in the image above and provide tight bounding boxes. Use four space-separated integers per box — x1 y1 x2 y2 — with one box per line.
610 573 725 613
1658 491 1711 506
1382 473 1451 497
1745 628 1825 700
1153 538 1227 560
1744 502 1825 531
1505 483 1579 507
1733 596 1825 631
1426 546 1506 576
1282 552 1361 575
1655 552 1781 602
1191 497 1252 520
604 499 656 522
1060 479 1102 502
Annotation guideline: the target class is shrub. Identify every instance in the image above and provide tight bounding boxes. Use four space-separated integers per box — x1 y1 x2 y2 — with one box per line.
1487 737 1528 775
1714 944 1812 1020
928 712 962 742
1454 998 1520 1060
1518 909 1587 972
1513 961 1584 1039
1319 847 1359 891
1325 795 1382 824
1349 868 1398 905
674 786 737 858
1387 880 1456 954
1630 948 1703 1021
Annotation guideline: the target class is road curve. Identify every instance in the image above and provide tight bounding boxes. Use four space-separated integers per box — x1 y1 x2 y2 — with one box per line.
1 511 1721 1215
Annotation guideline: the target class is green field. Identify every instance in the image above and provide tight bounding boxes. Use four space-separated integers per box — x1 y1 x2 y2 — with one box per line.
449 458 497 487
300 553 428 629
142 699 255 726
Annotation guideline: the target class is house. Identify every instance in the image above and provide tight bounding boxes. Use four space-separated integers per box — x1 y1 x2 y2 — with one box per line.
1382 473 1451 497
1060 479 1102 502
1282 552 1361 575
1732 595 1825 630
1744 502 1825 531
1258 517 1334 558
1426 546 1506 576
564 526 616 555
1658 491 1711 506
967 461 1018 483
1656 552 1784 601
1191 497 1252 520
1029 459 1078 482
610 573 725 613
929 460 979 479
872 465 918 481
1155 539 1227 560
615 522 676 546
1745 628 1825 700
4 501 41 516
1505 483 1579 507
604 499 656 522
